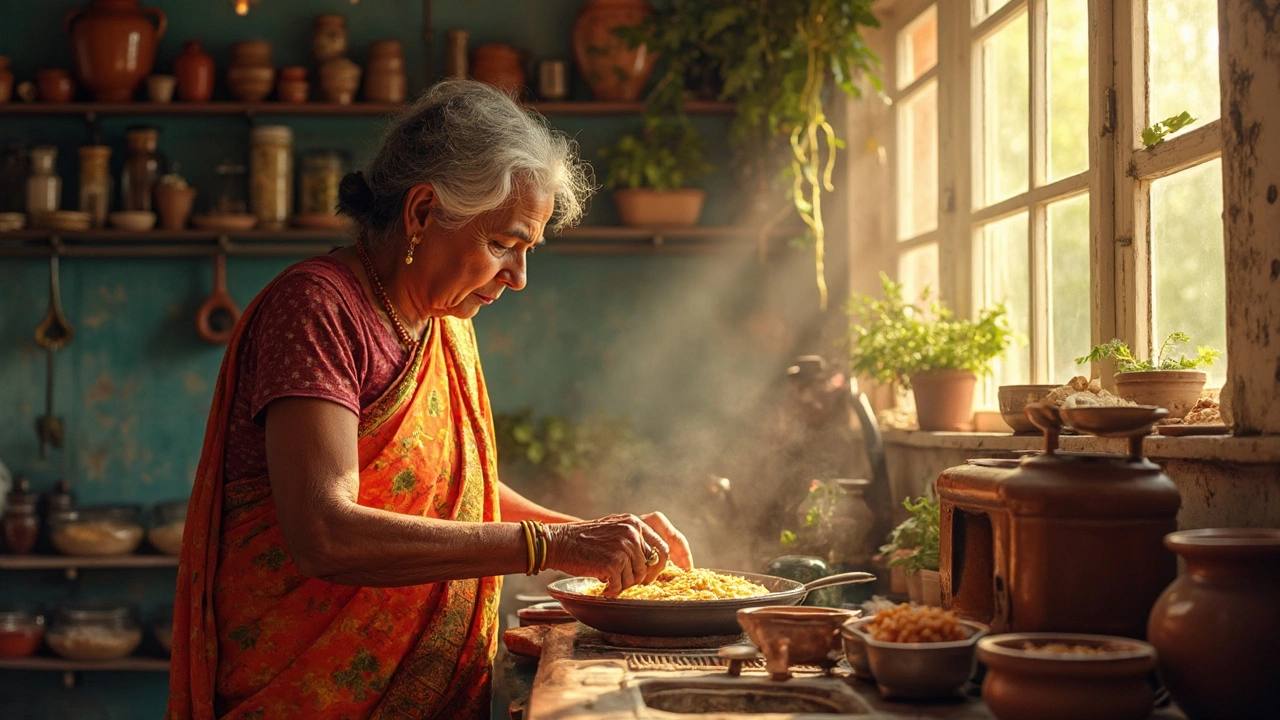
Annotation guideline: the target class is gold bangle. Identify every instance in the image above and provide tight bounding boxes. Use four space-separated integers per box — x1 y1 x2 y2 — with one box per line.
521 521 536 576
534 521 548 573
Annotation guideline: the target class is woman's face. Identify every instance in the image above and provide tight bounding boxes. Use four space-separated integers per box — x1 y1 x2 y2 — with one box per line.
409 186 553 319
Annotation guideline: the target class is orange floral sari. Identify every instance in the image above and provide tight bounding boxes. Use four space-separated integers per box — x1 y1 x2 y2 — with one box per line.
168 280 502 720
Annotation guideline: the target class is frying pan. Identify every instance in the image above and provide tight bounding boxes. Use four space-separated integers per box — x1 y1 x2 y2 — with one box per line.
545 570 875 638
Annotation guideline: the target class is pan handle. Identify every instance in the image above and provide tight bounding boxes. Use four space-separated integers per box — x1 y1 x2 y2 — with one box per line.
801 571 876 594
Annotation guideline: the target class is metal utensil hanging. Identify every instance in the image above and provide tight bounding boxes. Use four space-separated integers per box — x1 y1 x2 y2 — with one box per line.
33 254 75 458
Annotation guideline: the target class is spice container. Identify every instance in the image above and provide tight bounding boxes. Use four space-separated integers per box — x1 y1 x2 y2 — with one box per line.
445 30 469 79
26 145 61 223
46 602 142 661
211 160 248 215
298 149 347 215
2 477 39 555
78 145 112 228
120 127 165 213
249 125 292 229
0 142 29 213
49 505 144 557
0 606 45 658
148 498 187 556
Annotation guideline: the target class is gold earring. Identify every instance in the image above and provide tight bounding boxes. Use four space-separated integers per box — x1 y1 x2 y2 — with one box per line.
405 233 420 265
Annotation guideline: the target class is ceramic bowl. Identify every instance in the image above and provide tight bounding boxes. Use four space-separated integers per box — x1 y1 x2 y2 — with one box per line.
192 214 257 231
977 633 1157 720
998 384 1060 434
736 606 861 680
0 212 26 231
839 616 874 680
42 210 93 232
109 211 157 232
848 619 988 699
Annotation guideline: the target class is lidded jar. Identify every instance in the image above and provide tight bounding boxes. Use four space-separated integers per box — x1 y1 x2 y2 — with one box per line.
78 145 112 227
249 125 292 229
0 605 46 658
120 126 165 212
26 145 61 220
211 159 248 215
311 14 348 65
48 505 144 557
46 601 142 661
298 149 348 216
364 40 406 103
147 497 187 556
2 477 39 555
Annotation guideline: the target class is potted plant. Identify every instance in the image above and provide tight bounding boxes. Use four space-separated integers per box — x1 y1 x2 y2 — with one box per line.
1075 332 1221 419
845 273 1015 431
879 496 941 606
598 116 712 227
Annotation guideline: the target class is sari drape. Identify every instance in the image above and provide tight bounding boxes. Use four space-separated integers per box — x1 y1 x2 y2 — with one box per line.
168 270 502 720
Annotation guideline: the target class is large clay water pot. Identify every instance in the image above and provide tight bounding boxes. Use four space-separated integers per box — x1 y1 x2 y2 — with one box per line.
572 0 655 102
1148 528 1280 720
65 0 167 102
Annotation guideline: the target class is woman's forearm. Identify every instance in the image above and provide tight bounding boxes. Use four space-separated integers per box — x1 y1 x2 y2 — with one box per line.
498 481 581 524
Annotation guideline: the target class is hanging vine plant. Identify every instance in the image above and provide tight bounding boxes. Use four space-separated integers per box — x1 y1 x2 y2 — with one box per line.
624 0 881 310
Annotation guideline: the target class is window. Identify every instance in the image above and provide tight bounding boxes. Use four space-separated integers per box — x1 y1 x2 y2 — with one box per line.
880 0 1226 409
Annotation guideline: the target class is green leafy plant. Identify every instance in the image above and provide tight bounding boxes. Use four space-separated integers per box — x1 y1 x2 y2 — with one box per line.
1142 111 1196 147
1075 332 1221 372
879 496 940 574
844 273 1016 388
778 478 845 548
597 116 713 192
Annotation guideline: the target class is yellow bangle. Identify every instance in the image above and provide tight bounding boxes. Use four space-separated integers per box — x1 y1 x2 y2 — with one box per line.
534 521 548 573
521 521 536 575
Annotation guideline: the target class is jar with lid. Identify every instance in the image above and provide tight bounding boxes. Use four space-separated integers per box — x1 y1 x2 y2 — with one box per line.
298 149 348 217
2 476 39 555
78 145 112 228
48 505 144 557
120 127 166 212
0 141 29 213
26 145 61 220
212 159 248 215
46 601 142 661
148 498 187 556
0 605 45 659
250 125 293 229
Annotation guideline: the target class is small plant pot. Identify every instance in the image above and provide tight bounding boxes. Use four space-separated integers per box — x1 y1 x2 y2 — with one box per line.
918 569 942 606
1112 370 1206 419
910 369 977 431
612 188 705 227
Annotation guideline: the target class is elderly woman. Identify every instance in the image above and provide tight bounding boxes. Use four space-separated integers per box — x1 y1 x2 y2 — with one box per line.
168 80 693 720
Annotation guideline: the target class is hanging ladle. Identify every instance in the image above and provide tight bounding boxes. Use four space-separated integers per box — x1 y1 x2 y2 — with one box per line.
34 253 74 458
195 249 241 344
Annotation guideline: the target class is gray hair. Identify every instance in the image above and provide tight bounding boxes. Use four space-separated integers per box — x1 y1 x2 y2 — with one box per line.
337 80 593 245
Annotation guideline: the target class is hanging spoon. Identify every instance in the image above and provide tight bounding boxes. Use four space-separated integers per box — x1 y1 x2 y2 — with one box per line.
195 250 241 344
34 254 74 458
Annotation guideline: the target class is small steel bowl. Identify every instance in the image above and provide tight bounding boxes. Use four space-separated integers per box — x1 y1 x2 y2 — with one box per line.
848 619 988 699
839 616 874 680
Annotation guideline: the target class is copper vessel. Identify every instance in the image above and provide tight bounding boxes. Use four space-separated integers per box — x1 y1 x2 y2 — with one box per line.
65 0 167 102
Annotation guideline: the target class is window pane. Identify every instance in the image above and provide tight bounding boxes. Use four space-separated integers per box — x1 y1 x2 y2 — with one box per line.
980 212 1031 399
1047 194 1091 384
978 11 1030 206
898 243 940 307
1047 0 1089 181
898 81 938 239
898 6 937 88
973 0 1015 24
1151 159 1226 388
1148 0 1220 131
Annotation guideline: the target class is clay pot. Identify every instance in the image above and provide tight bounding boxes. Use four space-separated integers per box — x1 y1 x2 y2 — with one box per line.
154 184 196 230
1112 370 1207 419
65 0 167 102
276 66 308 104
36 69 76 102
612 188 704 227
364 40 406 103
319 57 361 105
0 57 16 103
572 0 656 102
978 633 1157 720
1148 528 1280 720
173 41 215 102
737 606 860 680
227 41 274 103
910 369 977 431
146 74 175 103
470 44 526 95
311 14 348 65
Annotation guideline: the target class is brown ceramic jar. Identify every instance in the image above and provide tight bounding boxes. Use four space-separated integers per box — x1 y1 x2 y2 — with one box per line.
227 40 274 103
173 41 215 102
318 57 361 105
571 0 655 101
311 14 348 66
364 40 406 103
65 0 167 102
36 69 76 103
276 66 308 104
1148 528 1280 720
470 44 526 95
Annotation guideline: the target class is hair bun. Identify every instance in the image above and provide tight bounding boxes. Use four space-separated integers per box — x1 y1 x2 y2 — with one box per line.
337 171 376 219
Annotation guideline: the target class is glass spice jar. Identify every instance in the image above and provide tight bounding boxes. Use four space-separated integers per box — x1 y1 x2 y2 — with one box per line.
120 127 166 213
25 145 61 220
250 125 293 229
78 145 112 228
298 149 348 216
48 505 144 557
2 477 39 555
0 605 45 659
46 602 142 661
212 159 248 215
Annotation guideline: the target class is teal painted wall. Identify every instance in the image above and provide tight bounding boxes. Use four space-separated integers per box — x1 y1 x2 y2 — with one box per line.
0 1 841 717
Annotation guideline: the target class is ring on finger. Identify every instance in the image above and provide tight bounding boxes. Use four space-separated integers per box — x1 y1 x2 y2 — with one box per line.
643 545 660 566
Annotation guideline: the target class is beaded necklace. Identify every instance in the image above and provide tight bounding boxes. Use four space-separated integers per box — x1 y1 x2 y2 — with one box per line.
356 238 418 349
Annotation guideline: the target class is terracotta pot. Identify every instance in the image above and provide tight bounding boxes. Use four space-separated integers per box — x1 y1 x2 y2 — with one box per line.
319 57 361 105
737 606 860 680
470 44 526 95
910 369 977 431
173 41 215 102
227 42 274 103
230 40 272 68
311 14 348 65
572 0 656 102
612 188 704 227
154 184 196 229
65 0 167 102
1148 528 1280 720
1112 370 1206 419
364 40 406 103
277 67 308 104
146 74 174 103
978 633 1157 720
36 69 76 102
0 56 12 103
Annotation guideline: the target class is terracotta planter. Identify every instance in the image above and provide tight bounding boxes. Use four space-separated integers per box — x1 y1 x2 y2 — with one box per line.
319 57 361 105
572 0 656 101
1112 370 1206 419
910 369 977 431
173 41 215 102
154 185 196 230
65 0 167 102
612 188 704 227
1148 528 1280 720
470 44 526 95
978 633 1157 720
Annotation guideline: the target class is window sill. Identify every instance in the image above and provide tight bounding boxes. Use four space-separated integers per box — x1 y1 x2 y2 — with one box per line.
881 428 1280 464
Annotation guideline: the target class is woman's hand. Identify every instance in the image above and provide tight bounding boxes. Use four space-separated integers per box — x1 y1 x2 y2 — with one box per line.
638 511 694 571
544 514 675 596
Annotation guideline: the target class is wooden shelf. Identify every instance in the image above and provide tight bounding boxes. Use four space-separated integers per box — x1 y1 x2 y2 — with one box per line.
0 656 170 673
0 100 734 118
0 554 178 571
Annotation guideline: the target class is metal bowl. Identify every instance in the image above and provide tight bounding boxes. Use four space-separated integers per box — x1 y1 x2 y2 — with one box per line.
848 619 988 699
839 616 874 680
